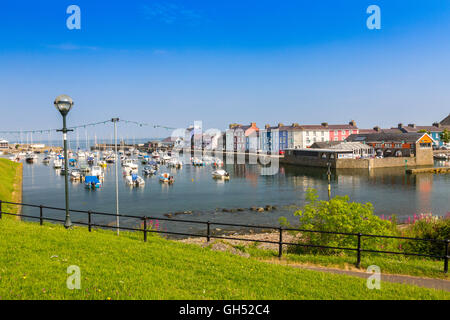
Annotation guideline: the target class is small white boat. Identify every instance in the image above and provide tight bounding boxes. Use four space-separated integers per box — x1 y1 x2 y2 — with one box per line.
53 159 62 169
25 152 37 163
168 158 183 168
91 165 103 178
42 156 51 164
125 174 145 187
70 168 81 180
142 165 157 176
212 169 230 180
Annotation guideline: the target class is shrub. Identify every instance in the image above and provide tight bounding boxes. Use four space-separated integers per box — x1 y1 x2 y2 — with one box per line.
401 213 450 258
284 189 396 254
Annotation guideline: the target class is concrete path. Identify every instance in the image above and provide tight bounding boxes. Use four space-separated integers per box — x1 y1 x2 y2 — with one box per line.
269 261 450 292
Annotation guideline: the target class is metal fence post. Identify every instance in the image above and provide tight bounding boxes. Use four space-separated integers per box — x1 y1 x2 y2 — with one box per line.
88 210 92 232
39 205 43 225
278 227 283 258
0 200 2 219
444 239 449 274
143 217 148 242
356 233 362 268
207 221 210 242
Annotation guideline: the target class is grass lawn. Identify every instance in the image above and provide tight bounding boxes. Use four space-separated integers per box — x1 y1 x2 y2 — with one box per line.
1 218 449 300
0 158 22 215
237 244 449 280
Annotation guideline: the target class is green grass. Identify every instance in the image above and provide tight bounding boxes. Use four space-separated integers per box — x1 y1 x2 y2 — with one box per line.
238 244 449 279
0 218 449 300
0 158 22 214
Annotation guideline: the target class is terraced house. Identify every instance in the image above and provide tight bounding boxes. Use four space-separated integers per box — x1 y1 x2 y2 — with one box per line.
394 115 450 147
295 121 359 149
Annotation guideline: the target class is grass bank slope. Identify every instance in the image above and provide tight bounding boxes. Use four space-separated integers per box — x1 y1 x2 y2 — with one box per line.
0 219 449 300
0 158 22 214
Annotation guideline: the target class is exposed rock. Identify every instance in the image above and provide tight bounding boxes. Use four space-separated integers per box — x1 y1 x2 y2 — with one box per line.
204 241 250 258
256 207 265 212
222 208 230 212
237 208 245 212
164 213 173 218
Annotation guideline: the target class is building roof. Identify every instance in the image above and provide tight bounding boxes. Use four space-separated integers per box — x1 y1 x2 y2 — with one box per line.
311 141 373 151
297 124 357 130
310 141 342 148
440 114 450 126
359 128 403 134
346 132 427 143
399 125 445 133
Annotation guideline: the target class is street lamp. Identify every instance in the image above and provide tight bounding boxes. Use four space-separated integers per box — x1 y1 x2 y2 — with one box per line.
54 94 74 229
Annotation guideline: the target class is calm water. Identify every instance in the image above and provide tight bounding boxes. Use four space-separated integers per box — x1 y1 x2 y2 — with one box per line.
14 155 450 235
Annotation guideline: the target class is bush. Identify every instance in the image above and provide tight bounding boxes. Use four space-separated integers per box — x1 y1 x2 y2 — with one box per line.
284 189 396 254
401 214 450 258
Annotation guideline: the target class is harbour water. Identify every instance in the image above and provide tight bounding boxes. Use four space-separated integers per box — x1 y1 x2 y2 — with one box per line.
14 154 450 235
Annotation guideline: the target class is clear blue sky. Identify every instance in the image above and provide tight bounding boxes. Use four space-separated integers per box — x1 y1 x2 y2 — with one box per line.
1 0 450 138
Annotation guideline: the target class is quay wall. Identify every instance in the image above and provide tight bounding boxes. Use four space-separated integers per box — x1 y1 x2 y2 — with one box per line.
281 155 421 169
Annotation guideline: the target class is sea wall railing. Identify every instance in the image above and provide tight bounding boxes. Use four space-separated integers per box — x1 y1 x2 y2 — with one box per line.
0 199 448 273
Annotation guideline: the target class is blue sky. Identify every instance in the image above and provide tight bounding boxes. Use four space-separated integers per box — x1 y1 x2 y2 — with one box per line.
1 0 450 138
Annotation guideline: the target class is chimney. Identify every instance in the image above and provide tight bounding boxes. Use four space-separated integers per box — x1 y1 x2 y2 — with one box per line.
408 123 416 128
321 122 328 127
278 123 284 128
398 123 403 129
349 120 356 127
373 126 381 132
292 123 299 127
432 122 441 128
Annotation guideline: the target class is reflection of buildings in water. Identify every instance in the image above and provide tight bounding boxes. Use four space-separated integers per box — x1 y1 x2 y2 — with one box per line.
229 163 260 187
334 174 362 188
416 173 433 214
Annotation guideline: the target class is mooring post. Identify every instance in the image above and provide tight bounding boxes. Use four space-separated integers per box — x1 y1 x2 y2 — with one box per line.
0 200 2 219
206 221 211 242
356 233 362 268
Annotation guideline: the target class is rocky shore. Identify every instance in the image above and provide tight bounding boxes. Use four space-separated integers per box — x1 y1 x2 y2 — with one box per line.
178 229 302 256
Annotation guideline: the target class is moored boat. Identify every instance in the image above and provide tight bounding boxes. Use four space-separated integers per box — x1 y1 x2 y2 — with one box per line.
212 169 230 180
159 172 174 184
85 176 102 189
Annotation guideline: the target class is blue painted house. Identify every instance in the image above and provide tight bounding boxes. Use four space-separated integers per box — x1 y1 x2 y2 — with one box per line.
397 122 449 147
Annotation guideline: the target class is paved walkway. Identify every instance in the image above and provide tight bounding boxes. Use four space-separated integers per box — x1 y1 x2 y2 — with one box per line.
269 261 450 292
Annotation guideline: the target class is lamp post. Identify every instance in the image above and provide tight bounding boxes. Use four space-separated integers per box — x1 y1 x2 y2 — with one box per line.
111 118 120 235
54 95 74 229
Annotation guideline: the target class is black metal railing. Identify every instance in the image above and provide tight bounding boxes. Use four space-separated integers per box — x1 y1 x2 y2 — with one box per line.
0 199 448 273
